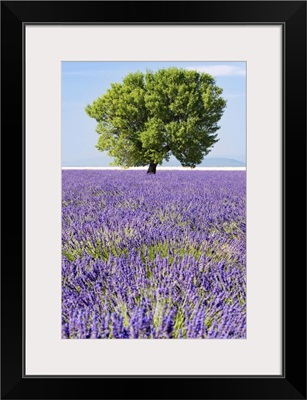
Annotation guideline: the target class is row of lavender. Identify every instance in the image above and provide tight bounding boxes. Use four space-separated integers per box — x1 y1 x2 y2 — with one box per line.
62 170 246 338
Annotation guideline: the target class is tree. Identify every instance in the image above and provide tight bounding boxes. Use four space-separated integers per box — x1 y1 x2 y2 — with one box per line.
85 67 227 174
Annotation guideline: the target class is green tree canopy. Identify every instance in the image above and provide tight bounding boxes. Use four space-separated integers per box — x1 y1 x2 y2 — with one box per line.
85 67 226 172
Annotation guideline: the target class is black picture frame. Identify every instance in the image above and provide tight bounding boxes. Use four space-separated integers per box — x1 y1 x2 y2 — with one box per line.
1 1 306 399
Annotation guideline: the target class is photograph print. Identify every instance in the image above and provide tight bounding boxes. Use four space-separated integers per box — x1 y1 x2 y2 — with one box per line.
61 61 246 339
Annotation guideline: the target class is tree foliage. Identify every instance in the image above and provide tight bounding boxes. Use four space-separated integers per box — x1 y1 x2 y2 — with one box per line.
85 67 227 168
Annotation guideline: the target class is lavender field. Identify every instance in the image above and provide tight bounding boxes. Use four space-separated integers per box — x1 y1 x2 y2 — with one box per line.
62 170 246 339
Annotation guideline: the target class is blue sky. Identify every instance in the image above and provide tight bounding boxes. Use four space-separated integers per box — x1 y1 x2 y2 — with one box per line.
62 62 246 167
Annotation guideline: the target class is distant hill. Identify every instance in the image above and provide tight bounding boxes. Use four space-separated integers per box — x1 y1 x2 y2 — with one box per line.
63 156 245 168
164 157 245 167
198 157 245 167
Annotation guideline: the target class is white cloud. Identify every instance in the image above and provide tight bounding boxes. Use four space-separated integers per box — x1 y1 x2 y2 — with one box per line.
186 65 246 77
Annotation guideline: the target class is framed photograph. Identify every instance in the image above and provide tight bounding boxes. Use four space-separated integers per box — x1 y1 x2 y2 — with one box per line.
1 1 306 399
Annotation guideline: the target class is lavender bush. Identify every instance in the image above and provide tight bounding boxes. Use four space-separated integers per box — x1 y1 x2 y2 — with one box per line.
62 170 246 339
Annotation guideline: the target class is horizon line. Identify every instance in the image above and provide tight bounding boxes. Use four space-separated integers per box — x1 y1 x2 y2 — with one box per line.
62 166 246 171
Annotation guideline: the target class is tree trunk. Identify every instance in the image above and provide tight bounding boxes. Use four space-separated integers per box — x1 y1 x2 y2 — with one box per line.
147 162 157 174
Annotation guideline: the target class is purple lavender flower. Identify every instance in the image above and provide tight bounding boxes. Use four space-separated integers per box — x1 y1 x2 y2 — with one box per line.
62 170 246 339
